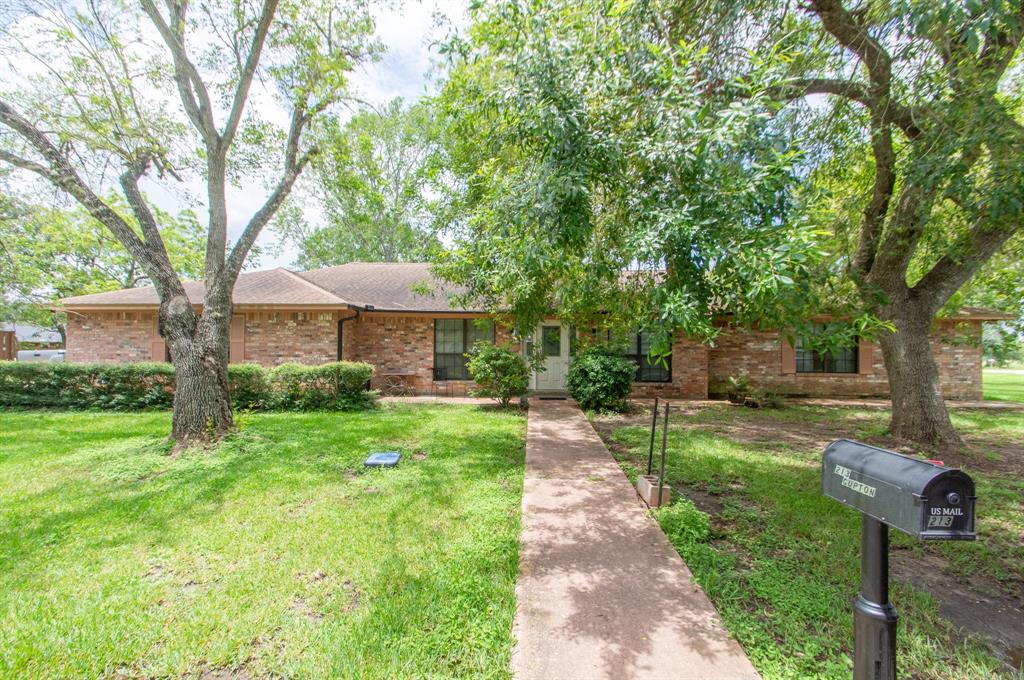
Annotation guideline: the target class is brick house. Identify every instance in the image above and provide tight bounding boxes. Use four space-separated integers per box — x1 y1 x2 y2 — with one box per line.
58 262 1010 399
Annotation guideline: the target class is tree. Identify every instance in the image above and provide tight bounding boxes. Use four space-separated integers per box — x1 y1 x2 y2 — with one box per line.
286 98 443 268
434 0 824 358
672 0 1024 446
0 0 377 447
0 195 207 342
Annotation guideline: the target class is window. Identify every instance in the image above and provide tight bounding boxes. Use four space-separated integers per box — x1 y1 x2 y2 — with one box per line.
623 331 672 382
796 324 858 373
434 318 495 380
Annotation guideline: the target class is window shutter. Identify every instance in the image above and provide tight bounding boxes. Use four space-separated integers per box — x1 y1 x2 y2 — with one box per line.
780 335 796 374
229 314 245 363
150 314 167 362
858 340 875 375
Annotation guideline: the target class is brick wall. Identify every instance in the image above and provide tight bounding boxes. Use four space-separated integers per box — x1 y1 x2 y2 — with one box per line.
63 310 984 401
243 311 337 366
629 336 708 399
343 313 517 395
707 321 982 400
66 312 156 363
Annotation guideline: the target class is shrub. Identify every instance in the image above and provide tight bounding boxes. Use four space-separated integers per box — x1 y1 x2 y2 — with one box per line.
227 364 271 410
0 361 175 409
0 360 375 412
466 344 530 407
725 374 751 405
747 388 785 409
266 361 375 411
566 346 636 412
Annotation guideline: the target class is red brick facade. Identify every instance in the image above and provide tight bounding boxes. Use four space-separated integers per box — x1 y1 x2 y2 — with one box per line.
629 336 709 399
66 311 157 363
64 310 984 400
243 311 338 366
706 321 982 400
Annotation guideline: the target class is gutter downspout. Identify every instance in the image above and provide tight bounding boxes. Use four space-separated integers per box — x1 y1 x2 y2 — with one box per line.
337 305 362 361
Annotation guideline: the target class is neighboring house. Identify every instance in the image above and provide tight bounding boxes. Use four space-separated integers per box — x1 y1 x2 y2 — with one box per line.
57 262 1011 399
0 323 64 356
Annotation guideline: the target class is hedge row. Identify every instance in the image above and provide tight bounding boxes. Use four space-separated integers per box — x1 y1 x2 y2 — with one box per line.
0 361 375 411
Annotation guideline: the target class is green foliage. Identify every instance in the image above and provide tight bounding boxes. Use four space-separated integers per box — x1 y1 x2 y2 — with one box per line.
725 374 751 405
747 388 785 409
466 343 530 407
566 346 636 412
266 361 375 411
0 361 374 412
226 364 271 410
434 0 822 341
0 405 525 677
606 404 1021 678
0 195 206 330
0 362 177 410
287 99 443 267
657 498 712 548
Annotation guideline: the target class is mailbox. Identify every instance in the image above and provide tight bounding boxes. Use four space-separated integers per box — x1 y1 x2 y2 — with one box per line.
822 439 978 680
823 439 976 540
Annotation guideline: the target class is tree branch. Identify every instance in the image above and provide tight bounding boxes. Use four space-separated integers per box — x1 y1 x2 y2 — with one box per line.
912 218 1016 308
809 0 892 95
768 77 922 139
139 0 219 145
118 157 182 296
0 99 186 303
222 89 319 279
221 0 279 148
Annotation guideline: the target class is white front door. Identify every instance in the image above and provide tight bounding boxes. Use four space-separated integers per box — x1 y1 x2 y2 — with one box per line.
534 323 570 391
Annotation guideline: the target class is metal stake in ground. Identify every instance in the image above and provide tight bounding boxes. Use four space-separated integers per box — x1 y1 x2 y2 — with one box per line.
657 403 670 501
646 396 659 476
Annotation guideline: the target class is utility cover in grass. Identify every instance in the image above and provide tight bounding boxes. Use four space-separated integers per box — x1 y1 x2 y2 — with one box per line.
364 452 401 468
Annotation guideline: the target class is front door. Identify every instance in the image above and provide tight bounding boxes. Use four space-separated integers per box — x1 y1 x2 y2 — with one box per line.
534 323 569 391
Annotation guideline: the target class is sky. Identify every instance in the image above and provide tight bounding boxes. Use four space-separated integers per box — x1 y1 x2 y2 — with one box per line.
205 0 469 270
2 0 468 272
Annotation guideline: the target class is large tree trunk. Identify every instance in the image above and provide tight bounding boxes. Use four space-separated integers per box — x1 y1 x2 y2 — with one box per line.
162 295 233 449
877 307 963 449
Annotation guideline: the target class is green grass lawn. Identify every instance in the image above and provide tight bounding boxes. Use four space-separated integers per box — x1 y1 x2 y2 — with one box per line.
984 368 1024 402
592 404 1024 680
0 405 526 679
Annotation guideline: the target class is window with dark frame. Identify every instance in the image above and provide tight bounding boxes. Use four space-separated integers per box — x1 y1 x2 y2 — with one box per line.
795 323 859 374
433 318 495 381
622 331 672 382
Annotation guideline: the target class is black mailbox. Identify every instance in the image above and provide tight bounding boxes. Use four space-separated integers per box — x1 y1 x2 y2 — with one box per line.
823 439 976 540
822 439 978 680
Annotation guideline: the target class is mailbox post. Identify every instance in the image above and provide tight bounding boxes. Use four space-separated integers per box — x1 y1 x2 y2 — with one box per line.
822 439 976 680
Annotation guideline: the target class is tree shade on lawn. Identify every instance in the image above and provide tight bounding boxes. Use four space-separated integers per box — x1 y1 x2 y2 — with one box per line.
0 406 525 678
593 403 1024 678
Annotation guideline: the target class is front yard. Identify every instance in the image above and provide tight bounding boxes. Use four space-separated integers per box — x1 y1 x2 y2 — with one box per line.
592 403 1024 679
0 405 525 678
985 368 1024 403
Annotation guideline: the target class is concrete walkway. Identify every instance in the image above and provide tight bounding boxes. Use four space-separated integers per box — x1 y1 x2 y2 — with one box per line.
513 398 759 680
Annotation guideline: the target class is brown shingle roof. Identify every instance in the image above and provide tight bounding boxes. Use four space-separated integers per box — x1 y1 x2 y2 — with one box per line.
55 263 1019 320
294 262 475 312
58 268 346 308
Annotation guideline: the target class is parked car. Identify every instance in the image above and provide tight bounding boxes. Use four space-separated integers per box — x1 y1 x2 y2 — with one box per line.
16 349 65 363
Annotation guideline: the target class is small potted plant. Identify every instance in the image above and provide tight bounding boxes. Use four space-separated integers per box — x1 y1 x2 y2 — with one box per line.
726 374 750 405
